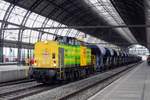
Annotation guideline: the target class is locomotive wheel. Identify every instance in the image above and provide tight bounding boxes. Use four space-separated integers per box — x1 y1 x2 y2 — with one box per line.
75 71 79 80
65 72 69 81
71 71 75 81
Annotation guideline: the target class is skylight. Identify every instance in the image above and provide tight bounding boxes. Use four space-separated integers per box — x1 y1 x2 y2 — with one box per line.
85 0 137 43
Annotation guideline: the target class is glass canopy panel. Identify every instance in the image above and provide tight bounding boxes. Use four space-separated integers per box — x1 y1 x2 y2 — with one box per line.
47 19 54 26
22 30 31 43
26 15 46 43
7 6 27 24
22 29 39 43
76 32 86 41
55 24 64 36
0 0 10 20
54 28 80 38
67 29 73 36
73 31 79 38
32 15 45 27
56 29 64 36
25 13 38 27
67 29 78 37
4 25 19 41
61 29 69 36
48 29 55 35
67 29 73 37
30 30 39 43
45 19 58 34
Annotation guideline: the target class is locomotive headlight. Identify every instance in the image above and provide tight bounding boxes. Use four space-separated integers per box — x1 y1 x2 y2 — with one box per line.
53 63 56 67
34 63 37 66
44 41 48 44
34 60 37 66
53 60 56 67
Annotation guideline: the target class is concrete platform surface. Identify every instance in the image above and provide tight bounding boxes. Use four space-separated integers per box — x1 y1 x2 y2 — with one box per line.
88 62 150 100
0 65 29 83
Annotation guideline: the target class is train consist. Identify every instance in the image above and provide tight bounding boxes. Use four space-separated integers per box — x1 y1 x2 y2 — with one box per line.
29 36 141 83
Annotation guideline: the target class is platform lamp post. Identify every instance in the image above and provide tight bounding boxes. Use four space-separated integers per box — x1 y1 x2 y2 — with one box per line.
0 23 9 63
0 39 3 63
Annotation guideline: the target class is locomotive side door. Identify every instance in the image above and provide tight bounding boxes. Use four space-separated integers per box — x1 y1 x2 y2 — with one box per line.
59 48 64 68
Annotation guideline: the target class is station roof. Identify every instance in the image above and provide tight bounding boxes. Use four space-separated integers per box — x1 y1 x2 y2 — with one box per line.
111 0 146 46
1 0 146 48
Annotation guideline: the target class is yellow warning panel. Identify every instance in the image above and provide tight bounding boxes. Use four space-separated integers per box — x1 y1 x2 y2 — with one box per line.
80 46 87 67
34 41 59 68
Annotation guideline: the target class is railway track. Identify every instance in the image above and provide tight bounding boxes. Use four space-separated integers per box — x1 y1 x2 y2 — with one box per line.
0 79 34 87
0 62 141 100
0 80 61 100
21 62 142 100
0 84 58 100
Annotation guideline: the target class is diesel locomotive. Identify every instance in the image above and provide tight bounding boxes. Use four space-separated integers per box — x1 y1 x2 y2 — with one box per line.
29 36 141 83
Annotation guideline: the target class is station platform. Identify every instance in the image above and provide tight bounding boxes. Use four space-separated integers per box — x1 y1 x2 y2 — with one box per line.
89 62 149 100
0 65 29 83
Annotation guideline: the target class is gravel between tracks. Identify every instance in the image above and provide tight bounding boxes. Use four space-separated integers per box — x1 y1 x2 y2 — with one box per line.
0 79 34 87
0 84 58 100
0 79 64 99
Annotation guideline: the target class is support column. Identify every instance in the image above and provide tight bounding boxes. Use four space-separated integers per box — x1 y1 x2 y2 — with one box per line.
145 0 150 50
0 39 3 63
